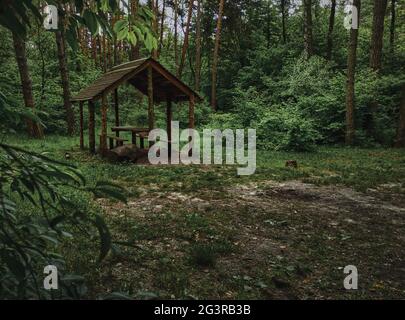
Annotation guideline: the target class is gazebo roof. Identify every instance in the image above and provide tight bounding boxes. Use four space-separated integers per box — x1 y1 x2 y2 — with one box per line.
71 57 202 103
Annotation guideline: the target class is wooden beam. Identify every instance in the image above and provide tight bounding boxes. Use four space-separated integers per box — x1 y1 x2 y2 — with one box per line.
148 66 155 131
88 100 96 154
167 97 173 155
114 88 119 137
79 101 84 149
100 93 108 153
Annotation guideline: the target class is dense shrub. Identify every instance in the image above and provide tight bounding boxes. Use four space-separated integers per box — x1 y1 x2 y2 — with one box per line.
258 106 321 152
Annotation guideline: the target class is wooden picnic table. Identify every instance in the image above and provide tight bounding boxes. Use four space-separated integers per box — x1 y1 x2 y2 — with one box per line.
111 127 150 148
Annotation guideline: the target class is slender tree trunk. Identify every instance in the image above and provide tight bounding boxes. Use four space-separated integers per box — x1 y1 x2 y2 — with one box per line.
266 1 271 48
390 0 396 55
174 0 179 70
303 0 314 58
12 33 44 138
345 0 361 146
395 85 405 147
91 35 98 67
102 34 107 72
280 0 287 44
56 25 75 135
158 0 166 56
178 0 194 78
211 0 225 110
367 0 388 139
370 0 388 71
152 0 159 59
326 0 336 60
130 1 140 60
195 0 202 91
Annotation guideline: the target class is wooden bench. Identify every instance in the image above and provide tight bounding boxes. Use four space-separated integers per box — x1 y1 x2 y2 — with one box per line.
101 135 128 150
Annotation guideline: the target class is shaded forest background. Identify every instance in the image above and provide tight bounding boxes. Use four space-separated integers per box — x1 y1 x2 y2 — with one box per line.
0 0 404 151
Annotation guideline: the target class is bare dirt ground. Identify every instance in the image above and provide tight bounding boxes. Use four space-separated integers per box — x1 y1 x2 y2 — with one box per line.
95 180 405 300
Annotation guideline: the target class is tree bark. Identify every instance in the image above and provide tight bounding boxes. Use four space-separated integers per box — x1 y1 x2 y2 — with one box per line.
178 0 194 78
303 0 314 58
55 17 75 136
367 0 388 140
130 0 140 60
211 0 225 110
390 0 396 55
91 35 98 67
326 0 336 60
395 85 405 147
280 0 288 44
12 33 44 138
345 0 361 146
174 0 179 70
370 0 388 71
152 0 159 59
158 0 166 56
195 0 202 91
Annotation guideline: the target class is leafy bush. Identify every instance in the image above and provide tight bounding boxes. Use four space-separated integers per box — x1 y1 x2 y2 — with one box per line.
258 106 321 152
0 143 126 299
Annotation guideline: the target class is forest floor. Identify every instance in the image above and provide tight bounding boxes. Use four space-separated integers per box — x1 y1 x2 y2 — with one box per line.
5 134 405 299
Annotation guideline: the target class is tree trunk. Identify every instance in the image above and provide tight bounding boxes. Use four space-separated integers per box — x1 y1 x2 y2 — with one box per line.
370 0 388 71
395 85 405 147
174 0 179 70
158 0 166 56
91 35 98 67
178 0 194 78
130 0 140 60
367 0 388 140
345 0 361 146
280 0 288 44
195 0 202 91
390 0 396 55
12 33 44 138
326 0 336 60
151 0 159 59
303 0 314 58
56 18 75 135
211 0 225 110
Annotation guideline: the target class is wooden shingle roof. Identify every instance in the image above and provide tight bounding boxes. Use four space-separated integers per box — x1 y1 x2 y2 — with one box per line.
71 58 201 103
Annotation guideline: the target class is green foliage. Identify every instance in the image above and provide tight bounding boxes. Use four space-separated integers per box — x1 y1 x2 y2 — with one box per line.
258 106 321 152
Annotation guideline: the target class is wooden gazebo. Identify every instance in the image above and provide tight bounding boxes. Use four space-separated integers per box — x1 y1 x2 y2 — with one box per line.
71 57 202 154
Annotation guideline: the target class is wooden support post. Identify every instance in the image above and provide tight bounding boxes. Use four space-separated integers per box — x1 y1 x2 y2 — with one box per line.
189 95 195 129
79 101 84 149
88 100 96 154
114 88 119 138
189 95 195 157
167 97 173 155
147 66 155 131
100 93 108 153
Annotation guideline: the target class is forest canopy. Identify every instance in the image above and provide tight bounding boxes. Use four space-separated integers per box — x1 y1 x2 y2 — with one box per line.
0 0 404 149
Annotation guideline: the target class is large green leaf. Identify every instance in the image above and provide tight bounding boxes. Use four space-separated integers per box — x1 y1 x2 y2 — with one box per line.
83 9 99 35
